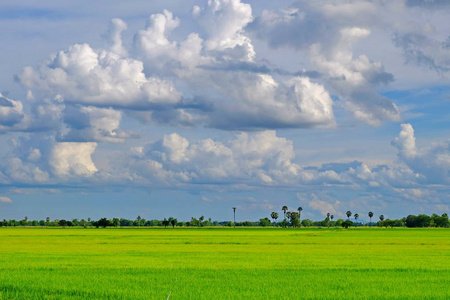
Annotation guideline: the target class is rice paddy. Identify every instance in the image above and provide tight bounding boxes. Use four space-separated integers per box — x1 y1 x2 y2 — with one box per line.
0 227 449 299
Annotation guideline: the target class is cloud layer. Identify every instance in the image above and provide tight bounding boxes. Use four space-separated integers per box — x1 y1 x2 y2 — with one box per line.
1 0 449 218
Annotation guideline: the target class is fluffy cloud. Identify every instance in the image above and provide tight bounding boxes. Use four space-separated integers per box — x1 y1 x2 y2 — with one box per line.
392 123 417 159
0 93 28 131
0 196 13 203
309 32 399 126
49 142 98 176
249 2 400 126
60 106 133 143
129 130 299 185
134 0 336 129
392 123 450 184
17 42 181 109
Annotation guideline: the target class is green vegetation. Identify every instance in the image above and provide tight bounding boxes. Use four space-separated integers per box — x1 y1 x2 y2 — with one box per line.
0 227 449 299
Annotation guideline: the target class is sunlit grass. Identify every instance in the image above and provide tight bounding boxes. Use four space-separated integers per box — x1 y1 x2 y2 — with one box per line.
0 227 449 299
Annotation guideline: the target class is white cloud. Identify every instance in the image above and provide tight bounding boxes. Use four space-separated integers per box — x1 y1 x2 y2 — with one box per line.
134 1 337 130
392 123 450 184
309 29 399 126
302 193 340 217
0 196 13 203
17 40 182 109
249 2 402 126
0 93 28 132
61 106 132 143
50 142 98 176
392 123 417 159
193 0 254 59
129 130 300 185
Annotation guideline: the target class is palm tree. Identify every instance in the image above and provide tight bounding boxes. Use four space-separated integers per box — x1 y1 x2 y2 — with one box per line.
368 212 374 227
327 213 331 228
232 207 236 228
379 215 385 226
354 213 359 227
282 206 288 220
286 212 292 222
346 211 352 220
46 217 50 227
330 215 334 225
137 215 142 227
297 207 303 222
270 212 279 225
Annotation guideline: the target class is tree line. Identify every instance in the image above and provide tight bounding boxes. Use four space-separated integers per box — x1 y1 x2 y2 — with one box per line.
0 209 448 228
265 207 449 228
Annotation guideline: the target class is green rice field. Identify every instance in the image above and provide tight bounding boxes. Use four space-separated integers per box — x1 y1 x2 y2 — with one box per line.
0 227 449 299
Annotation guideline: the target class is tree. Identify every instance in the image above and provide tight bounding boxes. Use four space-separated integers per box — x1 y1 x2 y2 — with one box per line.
354 213 359 226
112 218 120 227
379 215 384 226
136 215 142 227
368 212 374 226
162 218 170 228
297 207 303 222
94 218 112 228
58 219 68 227
342 220 353 229
170 218 177 228
45 217 50 227
259 217 271 227
286 211 292 223
301 219 312 227
282 206 288 220
279 219 289 228
270 212 279 225
326 213 331 228
290 212 300 227
346 211 352 219
81 219 87 228
432 213 449 228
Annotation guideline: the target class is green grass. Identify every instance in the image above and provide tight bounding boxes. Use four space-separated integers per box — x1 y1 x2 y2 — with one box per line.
0 227 449 299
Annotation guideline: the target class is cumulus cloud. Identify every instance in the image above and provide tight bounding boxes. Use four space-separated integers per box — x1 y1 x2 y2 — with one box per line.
128 130 299 185
50 142 98 176
0 93 28 132
392 123 417 159
17 42 181 109
392 123 450 184
134 0 336 129
60 106 133 143
0 196 13 203
248 2 400 126
309 34 399 126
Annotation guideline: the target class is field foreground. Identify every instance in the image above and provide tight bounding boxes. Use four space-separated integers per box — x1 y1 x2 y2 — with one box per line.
0 227 449 299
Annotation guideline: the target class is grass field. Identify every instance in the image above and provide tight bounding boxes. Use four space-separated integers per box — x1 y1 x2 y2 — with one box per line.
0 227 449 299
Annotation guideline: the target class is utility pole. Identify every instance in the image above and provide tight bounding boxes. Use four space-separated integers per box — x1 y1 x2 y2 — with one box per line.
232 207 236 228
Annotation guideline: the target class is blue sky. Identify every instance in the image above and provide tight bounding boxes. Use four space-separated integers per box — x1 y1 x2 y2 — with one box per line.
0 0 449 222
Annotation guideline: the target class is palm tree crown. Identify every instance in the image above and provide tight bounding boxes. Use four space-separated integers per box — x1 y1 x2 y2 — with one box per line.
271 212 278 222
346 211 352 219
297 207 303 222
282 206 288 219
368 211 374 226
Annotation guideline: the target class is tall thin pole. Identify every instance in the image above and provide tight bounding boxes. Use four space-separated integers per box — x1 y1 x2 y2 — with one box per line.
232 207 236 228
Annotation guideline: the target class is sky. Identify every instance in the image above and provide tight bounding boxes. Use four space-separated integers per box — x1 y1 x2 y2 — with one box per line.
0 0 449 222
